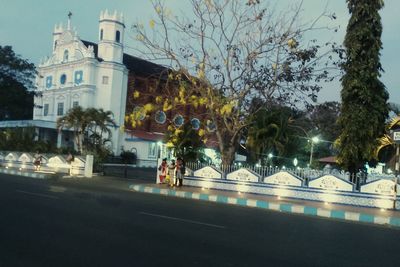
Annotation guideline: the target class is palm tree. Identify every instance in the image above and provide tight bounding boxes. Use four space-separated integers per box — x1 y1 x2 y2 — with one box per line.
57 107 116 154
246 107 293 164
57 106 89 154
86 108 116 146
94 109 116 142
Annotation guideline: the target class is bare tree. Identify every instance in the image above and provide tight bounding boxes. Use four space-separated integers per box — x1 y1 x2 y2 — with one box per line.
128 0 341 164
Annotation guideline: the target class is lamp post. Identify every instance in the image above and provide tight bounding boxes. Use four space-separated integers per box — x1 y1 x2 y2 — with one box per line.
309 136 319 167
156 141 163 183
392 130 400 209
157 141 163 159
293 158 298 168
268 153 273 167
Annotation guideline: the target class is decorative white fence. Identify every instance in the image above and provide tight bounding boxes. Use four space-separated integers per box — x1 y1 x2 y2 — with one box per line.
0 151 86 176
186 162 396 188
184 163 400 210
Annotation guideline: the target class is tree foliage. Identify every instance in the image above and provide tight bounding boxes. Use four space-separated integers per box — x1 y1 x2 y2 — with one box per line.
164 121 205 161
310 101 340 142
0 45 36 120
246 105 294 164
336 0 388 172
129 0 341 164
0 127 58 152
57 107 116 154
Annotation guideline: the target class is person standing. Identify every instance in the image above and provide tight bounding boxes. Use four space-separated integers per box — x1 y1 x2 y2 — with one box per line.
66 152 74 164
175 157 185 187
66 152 75 176
167 159 176 187
158 158 167 184
33 151 42 171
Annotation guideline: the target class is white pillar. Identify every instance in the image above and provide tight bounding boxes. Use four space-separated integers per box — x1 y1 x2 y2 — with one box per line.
34 127 40 141
84 155 93 178
57 131 62 148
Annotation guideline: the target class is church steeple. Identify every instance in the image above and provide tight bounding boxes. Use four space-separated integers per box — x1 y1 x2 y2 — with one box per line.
52 22 63 52
98 10 125 63
67 11 72 30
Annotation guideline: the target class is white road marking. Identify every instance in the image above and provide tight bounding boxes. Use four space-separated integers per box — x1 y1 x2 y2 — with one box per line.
139 211 226 229
16 190 59 200
48 186 67 193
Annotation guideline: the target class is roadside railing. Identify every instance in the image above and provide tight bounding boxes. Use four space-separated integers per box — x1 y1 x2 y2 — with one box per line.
185 162 396 191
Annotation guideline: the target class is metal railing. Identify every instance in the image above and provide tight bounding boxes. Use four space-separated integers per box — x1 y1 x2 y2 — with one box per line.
185 162 397 190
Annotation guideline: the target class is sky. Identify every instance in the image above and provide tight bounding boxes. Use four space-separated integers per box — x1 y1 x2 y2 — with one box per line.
0 0 399 104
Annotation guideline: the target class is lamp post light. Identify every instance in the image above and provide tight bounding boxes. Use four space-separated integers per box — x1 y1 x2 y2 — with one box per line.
157 141 163 159
156 141 163 183
293 158 298 167
309 136 319 167
267 153 273 167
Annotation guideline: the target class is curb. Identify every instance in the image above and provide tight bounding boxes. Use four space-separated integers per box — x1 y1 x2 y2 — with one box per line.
129 184 400 228
0 168 51 179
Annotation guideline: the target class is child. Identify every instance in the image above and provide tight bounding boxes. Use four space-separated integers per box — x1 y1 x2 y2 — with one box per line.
175 157 185 187
158 158 167 184
33 152 42 171
167 159 176 187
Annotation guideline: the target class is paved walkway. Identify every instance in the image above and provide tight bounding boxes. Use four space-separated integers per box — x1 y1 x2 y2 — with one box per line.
130 183 400 229
0 167 54 179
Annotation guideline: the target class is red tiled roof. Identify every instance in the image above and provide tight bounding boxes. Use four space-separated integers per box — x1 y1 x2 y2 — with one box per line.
126 129 220 149
127 130 165 141
82 40 167 77
204 137 219 149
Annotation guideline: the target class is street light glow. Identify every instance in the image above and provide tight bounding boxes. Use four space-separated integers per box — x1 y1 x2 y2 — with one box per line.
312 136 320 143
309 136 320 167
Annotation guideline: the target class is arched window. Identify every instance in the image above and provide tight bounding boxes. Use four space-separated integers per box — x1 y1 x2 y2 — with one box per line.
54 40 57 50
116 30 120 43
63 50 69 62
60 74 67 85
100 29 103 40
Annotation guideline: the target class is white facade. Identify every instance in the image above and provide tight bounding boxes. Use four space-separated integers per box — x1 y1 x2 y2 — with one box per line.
34 10 128 155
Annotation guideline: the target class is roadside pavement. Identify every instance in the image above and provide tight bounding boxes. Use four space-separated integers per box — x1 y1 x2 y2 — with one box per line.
130 182 400 229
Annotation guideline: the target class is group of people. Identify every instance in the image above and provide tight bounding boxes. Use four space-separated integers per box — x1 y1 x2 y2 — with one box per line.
158 157 185 187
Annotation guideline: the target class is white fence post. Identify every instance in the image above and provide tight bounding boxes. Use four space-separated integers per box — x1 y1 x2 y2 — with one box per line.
84 155 93 178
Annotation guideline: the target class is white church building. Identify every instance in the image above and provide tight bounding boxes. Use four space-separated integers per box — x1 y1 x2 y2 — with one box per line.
0 11 222 166
33 11 128 155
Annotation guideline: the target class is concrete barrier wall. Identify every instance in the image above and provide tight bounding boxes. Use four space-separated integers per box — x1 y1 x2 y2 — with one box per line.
184 176 399 209
187 167 399 210
0 152 87 176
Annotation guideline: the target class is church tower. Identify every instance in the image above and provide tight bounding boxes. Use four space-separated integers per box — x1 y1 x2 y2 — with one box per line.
52 23 63 51
98 10 125 63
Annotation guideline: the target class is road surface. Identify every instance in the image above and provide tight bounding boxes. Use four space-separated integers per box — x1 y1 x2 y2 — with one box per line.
0 174 399 267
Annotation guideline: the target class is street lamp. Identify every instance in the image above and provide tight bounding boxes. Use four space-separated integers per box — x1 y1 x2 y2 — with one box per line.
267 153 273 166
156 141 163 184
157 141 163 159
293 158 298 167
309 136 319 167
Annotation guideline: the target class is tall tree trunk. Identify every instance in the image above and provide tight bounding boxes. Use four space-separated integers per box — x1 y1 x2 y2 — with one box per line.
216 129 239 165
221 145 236 165
75 132 84 154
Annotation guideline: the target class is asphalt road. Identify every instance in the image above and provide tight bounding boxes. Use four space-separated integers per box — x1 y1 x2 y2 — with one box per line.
0 173 399 267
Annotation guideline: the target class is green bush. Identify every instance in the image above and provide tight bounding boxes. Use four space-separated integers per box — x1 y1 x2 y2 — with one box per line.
120 150 137 164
